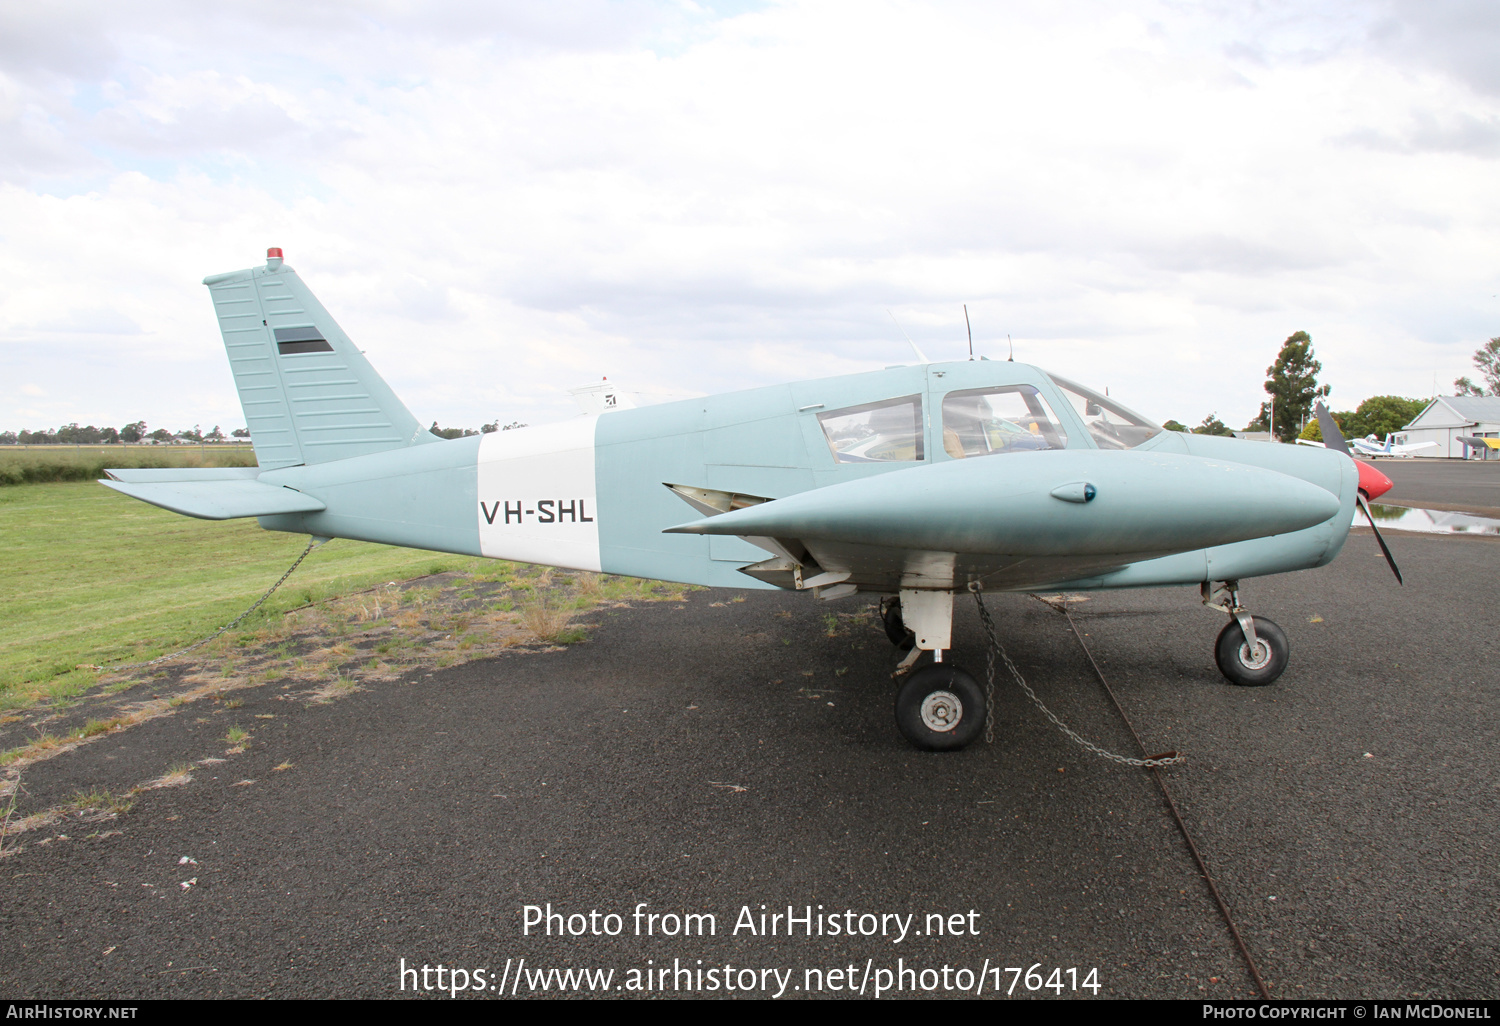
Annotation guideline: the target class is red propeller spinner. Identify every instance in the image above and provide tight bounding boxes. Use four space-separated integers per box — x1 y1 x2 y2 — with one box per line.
1356 459 1393 501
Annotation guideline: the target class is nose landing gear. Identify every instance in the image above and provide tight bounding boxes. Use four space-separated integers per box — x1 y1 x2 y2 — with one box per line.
1203 582 1289 686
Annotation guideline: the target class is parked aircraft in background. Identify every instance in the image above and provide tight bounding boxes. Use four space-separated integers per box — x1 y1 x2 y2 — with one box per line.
1349 435 1439 459
100 250 1402 751
1298 434 1437 458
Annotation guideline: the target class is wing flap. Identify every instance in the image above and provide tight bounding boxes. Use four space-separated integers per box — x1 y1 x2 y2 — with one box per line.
99 478 326 520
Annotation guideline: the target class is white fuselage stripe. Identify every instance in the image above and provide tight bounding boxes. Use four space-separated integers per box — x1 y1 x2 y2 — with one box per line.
476 417 600 571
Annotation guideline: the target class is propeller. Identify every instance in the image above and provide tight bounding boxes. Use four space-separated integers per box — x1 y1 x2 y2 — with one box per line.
1315 401 1402 585
1356 492 1403 586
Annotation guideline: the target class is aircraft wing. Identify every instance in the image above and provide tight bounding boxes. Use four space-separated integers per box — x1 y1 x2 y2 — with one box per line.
1393 441 1438 456
665 448 1341 593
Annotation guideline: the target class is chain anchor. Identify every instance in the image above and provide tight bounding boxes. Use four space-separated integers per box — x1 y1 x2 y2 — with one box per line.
968 584 1184 768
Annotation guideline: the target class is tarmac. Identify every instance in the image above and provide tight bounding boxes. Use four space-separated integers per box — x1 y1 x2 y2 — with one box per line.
1366 457 1500 517
3 470 1498 1000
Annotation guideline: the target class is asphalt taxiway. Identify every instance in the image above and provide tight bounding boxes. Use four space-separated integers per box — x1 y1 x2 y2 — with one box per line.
1368 458 1500 517
2 518 1497 999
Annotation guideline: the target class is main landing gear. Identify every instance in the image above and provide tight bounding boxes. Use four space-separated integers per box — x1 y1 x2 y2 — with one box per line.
1202 581 1289 687
878 581 1293 751
880 593 986 751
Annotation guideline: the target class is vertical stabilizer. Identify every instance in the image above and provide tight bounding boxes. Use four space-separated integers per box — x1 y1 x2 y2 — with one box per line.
203 249 436 470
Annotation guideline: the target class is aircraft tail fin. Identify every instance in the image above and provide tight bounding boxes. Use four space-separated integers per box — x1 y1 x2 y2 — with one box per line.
202 249 436 470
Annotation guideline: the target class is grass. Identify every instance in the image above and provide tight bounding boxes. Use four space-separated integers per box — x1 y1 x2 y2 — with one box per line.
519 596 576 643
152 763 194 787
0 445 256 486
63 787 133 816
0 481 498 705
0 781 18 856
225 726 249 746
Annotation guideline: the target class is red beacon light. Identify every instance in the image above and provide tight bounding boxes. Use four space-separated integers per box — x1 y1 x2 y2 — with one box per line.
266 247 284 269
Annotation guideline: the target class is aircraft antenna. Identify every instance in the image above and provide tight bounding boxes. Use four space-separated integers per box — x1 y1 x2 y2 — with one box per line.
964 304 973 361
886 308 930 364
1007 334 1013 362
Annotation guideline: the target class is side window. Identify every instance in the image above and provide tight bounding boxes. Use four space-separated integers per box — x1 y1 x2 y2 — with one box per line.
817 395 925 463
1048 375 1163 450
941 386 1068 458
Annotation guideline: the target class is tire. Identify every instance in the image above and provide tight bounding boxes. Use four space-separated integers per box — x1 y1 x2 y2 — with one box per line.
1214 616 1289 686
882 598 915 650
895 664 986 751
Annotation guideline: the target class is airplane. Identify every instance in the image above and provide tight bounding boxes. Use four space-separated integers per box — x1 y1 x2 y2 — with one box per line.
1301 432 1438 459
98 249 1404 752
1348 435 1438 459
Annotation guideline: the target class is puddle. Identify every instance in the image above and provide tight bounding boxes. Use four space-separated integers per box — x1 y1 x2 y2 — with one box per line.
1359 504 1500 536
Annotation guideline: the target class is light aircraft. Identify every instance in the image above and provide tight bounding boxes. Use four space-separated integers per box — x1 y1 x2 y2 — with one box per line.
100 250 1403 751
1349 435 1438 459
1298 434 1437 458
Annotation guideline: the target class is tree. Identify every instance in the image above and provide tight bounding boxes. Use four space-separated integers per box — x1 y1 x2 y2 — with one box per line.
1344 396 1428 440
1255 331 1331 443
1454 337 1500 396
1193 413 1234 437
120 421 146 443
148 428 173 442
231 427 250 438
429 421 476 439
1161 419 1189 433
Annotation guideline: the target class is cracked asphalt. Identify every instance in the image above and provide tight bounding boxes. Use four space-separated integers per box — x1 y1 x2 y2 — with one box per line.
3 513 1497 999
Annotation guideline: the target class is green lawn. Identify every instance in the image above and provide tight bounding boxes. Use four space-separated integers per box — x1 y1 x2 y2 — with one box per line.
0 445 257 485
0 481 495 704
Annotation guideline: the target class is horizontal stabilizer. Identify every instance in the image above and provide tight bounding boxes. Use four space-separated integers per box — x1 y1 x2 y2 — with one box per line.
103 467 263 484
99 478 326 521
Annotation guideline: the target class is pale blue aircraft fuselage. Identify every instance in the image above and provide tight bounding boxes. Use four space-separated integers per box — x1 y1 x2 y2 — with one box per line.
100 251 1363 749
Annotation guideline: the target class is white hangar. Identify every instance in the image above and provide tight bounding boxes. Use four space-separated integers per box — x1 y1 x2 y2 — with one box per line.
1399 396 1500 459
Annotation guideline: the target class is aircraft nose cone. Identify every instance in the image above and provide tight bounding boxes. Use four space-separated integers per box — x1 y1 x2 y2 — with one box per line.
1356 460 1393 501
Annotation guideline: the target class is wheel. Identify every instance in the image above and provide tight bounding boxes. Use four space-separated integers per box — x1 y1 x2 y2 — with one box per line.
1214 616 1289 686
895 664 986 751
882 598 915 649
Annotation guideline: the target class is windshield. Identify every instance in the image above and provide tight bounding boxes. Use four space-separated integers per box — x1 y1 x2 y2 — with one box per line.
1047 375 1162 450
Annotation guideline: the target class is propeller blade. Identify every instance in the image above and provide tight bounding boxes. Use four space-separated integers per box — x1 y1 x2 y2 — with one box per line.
1315 401 1350 456
1357 493 1403 585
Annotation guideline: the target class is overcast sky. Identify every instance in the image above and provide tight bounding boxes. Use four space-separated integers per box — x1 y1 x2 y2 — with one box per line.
3 0 1498 435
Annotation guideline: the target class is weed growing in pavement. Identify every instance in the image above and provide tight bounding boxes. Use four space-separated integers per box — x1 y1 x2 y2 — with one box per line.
0 779 18 857
520 597 574 643
63 788 133 816
152 763 193 787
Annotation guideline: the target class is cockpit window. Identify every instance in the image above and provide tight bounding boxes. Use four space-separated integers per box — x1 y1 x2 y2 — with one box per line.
817 395 925 463
941 386 1068 458
1048 375 1162 450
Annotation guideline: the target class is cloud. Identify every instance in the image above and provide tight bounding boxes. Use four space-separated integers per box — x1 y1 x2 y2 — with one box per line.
1 0 1498 435
1373 0 1500 98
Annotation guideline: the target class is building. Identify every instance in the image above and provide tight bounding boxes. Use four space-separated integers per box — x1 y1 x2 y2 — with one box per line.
1399 395 1500 459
